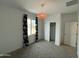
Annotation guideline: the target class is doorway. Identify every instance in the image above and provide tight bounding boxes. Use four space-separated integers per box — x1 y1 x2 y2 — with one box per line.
50 22 56 41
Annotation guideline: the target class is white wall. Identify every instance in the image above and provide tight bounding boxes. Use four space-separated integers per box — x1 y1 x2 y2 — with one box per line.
38 20 44 40
44 14 62 46
44 12 78 46
0 5 44 54
0 5 24 53
61 12 78 44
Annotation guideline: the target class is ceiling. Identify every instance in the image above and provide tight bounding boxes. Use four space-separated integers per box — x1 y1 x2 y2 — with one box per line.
0 0 79 14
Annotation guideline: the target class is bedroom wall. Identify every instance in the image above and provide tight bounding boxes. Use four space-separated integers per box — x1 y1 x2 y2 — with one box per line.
0 5 44 54
0 5 24 53
61 12 78 44
44 14 62 46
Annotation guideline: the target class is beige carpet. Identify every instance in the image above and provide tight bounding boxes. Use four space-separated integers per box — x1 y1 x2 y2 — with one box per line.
1 40 77 58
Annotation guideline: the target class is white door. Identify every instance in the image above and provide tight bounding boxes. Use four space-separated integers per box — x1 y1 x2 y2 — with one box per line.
77 22 79 57
64 22 77 47
70 22 77 47
64 23 71 45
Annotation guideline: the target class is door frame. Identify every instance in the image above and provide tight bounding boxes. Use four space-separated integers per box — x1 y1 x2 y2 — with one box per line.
49 22 56 42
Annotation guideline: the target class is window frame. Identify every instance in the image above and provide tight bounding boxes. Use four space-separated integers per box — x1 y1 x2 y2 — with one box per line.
27 18 36 36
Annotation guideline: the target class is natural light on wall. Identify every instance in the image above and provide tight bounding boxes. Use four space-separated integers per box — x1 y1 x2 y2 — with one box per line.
27 18 36 36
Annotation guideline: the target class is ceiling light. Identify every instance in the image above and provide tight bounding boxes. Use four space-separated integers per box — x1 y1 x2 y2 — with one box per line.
37 12 47 20
36 3 47 20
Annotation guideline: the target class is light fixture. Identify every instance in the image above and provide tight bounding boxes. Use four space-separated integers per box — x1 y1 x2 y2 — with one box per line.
36 3 47 20
37 12 47 20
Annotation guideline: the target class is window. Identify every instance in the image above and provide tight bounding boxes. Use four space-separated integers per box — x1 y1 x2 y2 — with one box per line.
27 18 36 36
27 18 31 36
32 20 36 34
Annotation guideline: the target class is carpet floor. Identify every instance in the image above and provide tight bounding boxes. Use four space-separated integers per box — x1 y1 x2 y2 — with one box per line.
1 40 77 58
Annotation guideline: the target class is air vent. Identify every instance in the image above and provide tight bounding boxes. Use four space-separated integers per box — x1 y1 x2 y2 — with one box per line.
66 0 78 6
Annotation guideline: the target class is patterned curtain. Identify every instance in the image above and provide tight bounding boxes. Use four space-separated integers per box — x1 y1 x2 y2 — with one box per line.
35 17 38 42
23 14 29 46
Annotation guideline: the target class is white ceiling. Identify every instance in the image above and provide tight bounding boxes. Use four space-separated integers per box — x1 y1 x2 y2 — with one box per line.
0 0 79 14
